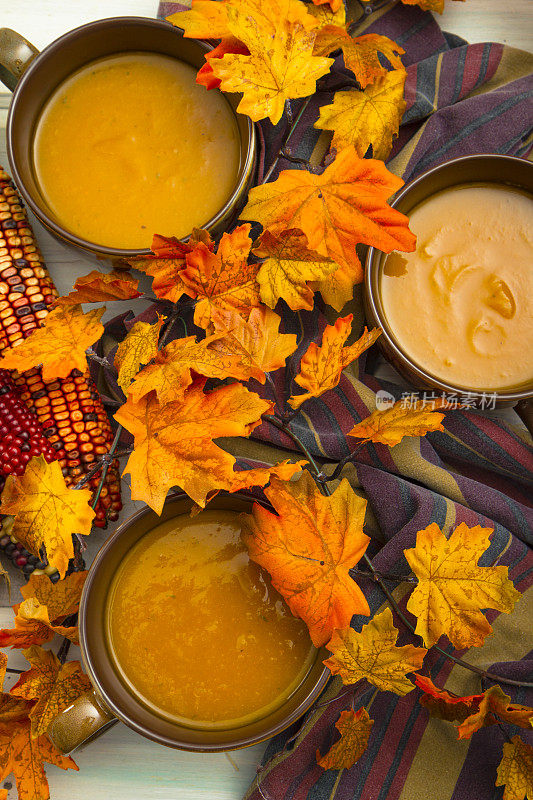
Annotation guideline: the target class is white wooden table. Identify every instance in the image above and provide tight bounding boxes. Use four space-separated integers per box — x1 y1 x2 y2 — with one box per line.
0 2 531 799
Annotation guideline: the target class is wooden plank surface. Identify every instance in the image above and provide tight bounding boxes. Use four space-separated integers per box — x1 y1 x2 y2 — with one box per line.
0 2 531 799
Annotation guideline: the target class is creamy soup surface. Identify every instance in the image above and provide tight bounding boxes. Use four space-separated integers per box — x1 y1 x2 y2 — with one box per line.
33 53 241 249
107 511 315 726
381 185 533 390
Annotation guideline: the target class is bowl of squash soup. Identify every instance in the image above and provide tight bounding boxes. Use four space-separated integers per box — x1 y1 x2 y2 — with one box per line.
2 17 256 258
364 155 533 431
47 492 329 754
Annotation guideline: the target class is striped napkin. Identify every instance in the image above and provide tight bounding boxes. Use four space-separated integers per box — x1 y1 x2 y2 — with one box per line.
143 3 533 798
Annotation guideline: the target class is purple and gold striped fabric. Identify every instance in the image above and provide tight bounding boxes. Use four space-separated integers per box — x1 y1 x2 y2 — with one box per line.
143 3 533 798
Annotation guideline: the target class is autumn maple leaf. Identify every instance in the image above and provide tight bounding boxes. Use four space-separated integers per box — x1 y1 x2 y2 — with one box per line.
114 313 166 393
405 523 521 649
414 675 533 739
209 1 333 124
325 608 427 695
289 316 381 409
348 398 446 447
168 0 231 39
317 708 373 770
314 30 404 89
242 472 370 647
0 305 104 380
401 0 465 13
127 233 203 303
307 1 346 25
496 737 533 800
197 37 249 90
53 270 141 306
242 146 415 279
0 457 94 578
115 379 272 513
228 460 306 493
11 646 91 738
315 69 407 160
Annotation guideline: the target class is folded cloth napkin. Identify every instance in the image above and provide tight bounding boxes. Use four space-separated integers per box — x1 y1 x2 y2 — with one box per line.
143 3 533 798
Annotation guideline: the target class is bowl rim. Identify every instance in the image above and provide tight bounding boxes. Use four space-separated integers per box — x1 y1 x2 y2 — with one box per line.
6 15 256 258
78 490 331 752
364 153 533 403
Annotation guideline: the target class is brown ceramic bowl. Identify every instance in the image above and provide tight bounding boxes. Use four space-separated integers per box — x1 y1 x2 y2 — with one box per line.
364 154 533 433
47 491 329 754
0 17 256 259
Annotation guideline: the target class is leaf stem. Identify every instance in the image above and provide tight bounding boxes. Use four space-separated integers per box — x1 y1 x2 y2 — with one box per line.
262 96 313 184
90 425 123 512
322 441 368 482
262 414 322 477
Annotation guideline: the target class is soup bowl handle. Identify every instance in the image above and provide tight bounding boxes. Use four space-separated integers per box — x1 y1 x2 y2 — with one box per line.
47 689 117 754
0 29 39 92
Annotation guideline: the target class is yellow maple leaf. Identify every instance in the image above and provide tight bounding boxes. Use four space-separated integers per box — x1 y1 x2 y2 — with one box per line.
401 0 466 12
348 398 446 447
317 708 373 770
289 316 381 409
252 230 339 311
114 313 165 393
309 261 362 312
307 1 346 26
115 380 272 513
53 269 141 306
11 646 91 738
0 305 104 381
210 1 333 124
229 459 307 492
208 306 298 382
242 472 370 647
496 736 533 800
168 0 231 38
0 456 94 578
404 523 521 649
315 31 404 89
325 608 427 695
242 146 415 276
315 69 407 160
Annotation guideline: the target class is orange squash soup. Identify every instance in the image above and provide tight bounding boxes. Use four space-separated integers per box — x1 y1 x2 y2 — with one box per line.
106 511 315 727
380 185 533 390
32 52 241 249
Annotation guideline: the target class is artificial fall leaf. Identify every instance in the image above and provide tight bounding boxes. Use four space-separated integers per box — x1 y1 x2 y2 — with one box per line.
314 31 404 90
289 316 381 410
400 0 465 13
115 379 272 513
0 305 104 381
348 398 446 446
315 69 407 160
180 224 261 329
242 146 415 276
168 0 231 39
228 460 306 492
310 0 343 15
128 234 199 303
242 471 370 647
414 676 533 739
210 1 333 124
11 646 92 738
208 306 298 382
325 608 427 695
496 737 533 800
317 708 373 770
307 1 346 26
404 523 521 649
251 229 338 311
53 270 141 306
197 37 249 90
114 313 165 393
309 261 362 312
127 332 258 404
0 457 94 579
0 716 77 800
0 653 6 687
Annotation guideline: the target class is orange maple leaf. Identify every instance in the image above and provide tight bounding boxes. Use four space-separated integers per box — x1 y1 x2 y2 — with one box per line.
314 31 404 89
310 0 343 12
325 608 427 695
11 646 92 738
242 146 415 278
317 708 373 770
315 69 407 160
404 523 521 649
242 471 370 647
115 379 272 513
0 456 94 578
414 675 533 739
0 305 104 381
252 229 338 311
197 37 249 90
289 316 381 409
0 572 87 649
53 269 141 306
348 398 446 447
114 313 166 393
127 234 195 303
228 459 306 493
496 736 533 800
168 0 231 38
208 306 298 382
400 0 465 12
179 224 261 329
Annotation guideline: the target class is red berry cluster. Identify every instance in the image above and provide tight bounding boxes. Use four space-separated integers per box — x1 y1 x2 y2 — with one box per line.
0 369 56 489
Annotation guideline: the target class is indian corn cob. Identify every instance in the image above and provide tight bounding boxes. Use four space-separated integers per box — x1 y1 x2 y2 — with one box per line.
0 165 122 531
